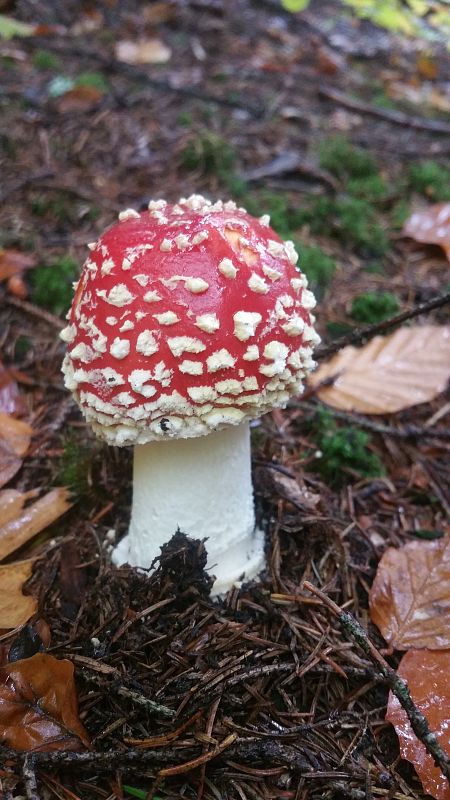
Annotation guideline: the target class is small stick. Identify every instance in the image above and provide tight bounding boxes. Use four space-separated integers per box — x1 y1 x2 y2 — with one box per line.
5 295 64 330
315 292 450 361
319 87 450 136
303 581 450 784
292 399 450 441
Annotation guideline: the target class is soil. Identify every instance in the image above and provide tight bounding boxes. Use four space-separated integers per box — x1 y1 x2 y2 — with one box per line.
0 1 450 799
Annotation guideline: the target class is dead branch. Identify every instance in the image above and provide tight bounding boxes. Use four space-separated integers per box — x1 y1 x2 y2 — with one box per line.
319 87 450 136
293 399 450 441
304 581 450 784
316 292 450 360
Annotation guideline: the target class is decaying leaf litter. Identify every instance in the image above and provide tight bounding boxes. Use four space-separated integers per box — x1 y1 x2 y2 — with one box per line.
0 0 450 798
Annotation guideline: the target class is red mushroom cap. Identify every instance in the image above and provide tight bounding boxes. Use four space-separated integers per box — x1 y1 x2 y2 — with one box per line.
61 195 320 445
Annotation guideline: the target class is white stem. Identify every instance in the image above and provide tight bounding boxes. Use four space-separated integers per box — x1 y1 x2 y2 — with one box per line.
112 423 265 594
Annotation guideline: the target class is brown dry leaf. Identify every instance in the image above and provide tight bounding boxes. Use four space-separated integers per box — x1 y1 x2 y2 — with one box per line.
57 85 104 113
0 561 37 629
403 203 450 260
115 38 172 65
386 650 450 800
0 487 72 561
0 248 36 282
0 489 35 525
369 537 450 649
309 325 450 414
142 2 176 24
0 412 32 488
0 652 91 751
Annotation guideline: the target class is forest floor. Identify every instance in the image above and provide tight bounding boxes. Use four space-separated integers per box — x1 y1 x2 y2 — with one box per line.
0 1 450 799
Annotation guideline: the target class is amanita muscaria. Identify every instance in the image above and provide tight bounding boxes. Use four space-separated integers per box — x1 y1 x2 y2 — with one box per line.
61 195 320 593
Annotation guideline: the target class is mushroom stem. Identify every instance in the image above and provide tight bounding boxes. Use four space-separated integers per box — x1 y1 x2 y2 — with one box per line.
112 423 265 594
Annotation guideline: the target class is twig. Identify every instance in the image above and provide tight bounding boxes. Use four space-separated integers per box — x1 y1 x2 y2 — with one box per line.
5 295 64 330
22 755 40 800
303 581 450 784
116 686 176 718
316 292 450 360
319 87 450 136
292 400 450 441
25 37 264 118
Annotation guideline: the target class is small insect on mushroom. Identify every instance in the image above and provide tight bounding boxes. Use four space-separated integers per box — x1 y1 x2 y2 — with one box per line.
61 195 320 594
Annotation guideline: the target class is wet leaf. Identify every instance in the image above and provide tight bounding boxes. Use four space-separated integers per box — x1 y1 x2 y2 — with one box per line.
0 362 25 415
0 487 72 561
115 38 172 65
0 413 32 488
8 619 51 662
0 652 91 751
56 85 104 113
403 203 450 260
309 326 450 414
386 650 450 800
369 537 450 649
0 249 36 282
0 561 37 629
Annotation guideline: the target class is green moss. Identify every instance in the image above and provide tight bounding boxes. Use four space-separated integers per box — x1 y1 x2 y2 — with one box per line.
75 70 109 92
31 255 78 316
180 130 236 176
33 49 60 70
30 193 73 223
297 196 388 256
390 199 410 230
177 111 193 126
347 175 389 202
57 433 92 497
350 291 400 324
408 160 450 202
319 136 378 180
297 245 336 297
326 321 353 339
312 409 385 486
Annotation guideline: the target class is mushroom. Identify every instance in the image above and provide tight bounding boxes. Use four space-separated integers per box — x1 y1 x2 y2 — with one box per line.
61 195 320 593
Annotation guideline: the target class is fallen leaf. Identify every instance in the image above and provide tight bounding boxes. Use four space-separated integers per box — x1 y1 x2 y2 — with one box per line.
6 274 28 299
7 619 51 662
0 412 32 488
308 325 450 414
0 561 37 629
0 489 36 525
369 537 450 649
271 471 320 511
115 38 172 65
0 362 25 415
0 487 72 561
0 248 36 282
386 650 450 800
404 203 450 260
0 14 34 39
56 85 104 113
0 652 91 751
142 2 177 24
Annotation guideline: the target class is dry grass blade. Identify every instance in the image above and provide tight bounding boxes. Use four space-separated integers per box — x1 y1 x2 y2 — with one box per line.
0 487 72 561
309 325 450 414
0 561 37 629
